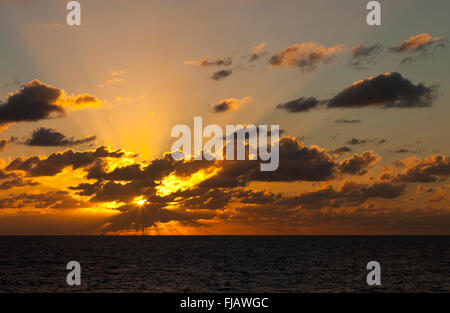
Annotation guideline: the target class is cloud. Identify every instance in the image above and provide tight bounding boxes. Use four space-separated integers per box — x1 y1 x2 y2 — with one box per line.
0 80 102 128
67 137 340 208
276 97 323 113
66 137 391 217
185 54 234 80
0 137 16 151
227 181 404 214
212 97 253 113
393 148 425 154
334 119 361 124
346 138 386 145
219 136 337 184
1 137 446 234
24 127 96 147
391 33 445 53
61 94 102 109
0 177 39 190
383 155 450 183
185 56 232 67
0 169 17 180
6 146 127 177
211 69 232 80
269 42 344 72
330 146 352 155
350 43 384 69
289 181 405 210
249 42 267 62
327 72 438 109
0 139 8 151
79 159 403 232
338 151 380 175
390 33 447 64
0 191 90 210
98 78 124 88
277 73 438 114
0 80 64 126
1 130 447 234
98 71 125 87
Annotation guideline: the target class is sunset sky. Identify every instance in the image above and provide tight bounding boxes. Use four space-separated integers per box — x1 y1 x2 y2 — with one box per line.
0 0 449 235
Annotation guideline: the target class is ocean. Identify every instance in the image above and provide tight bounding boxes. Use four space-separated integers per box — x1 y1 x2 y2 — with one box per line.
0 236 449 292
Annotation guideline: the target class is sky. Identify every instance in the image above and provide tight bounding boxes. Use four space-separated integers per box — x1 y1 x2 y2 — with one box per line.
0 0 449 235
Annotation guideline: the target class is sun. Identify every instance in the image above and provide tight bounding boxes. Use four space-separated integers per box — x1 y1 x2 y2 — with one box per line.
133 196 148 206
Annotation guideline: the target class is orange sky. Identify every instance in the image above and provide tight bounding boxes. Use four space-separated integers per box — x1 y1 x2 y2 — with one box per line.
0 0 449 235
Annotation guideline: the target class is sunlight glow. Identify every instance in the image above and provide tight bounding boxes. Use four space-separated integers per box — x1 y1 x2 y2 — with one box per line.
156 167 220 197
133 196 148 206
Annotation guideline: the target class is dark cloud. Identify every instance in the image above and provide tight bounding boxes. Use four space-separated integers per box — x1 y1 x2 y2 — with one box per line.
205 137 337 185
185 56 232 67
71 154 184 202
383 155 450 183
269 42 344 72
334 119 361 124
90 173 405 231
24 127 96 147
338 151 379 175
211 70 232 81
63 136 395 219
284 206 450 235
289 181 405 210
395 148 411 154
0 80 64 126
228 181 405 213
393 148 425 154
5 132 446 234
0 169 17 179
327 73 438 109
330 146 352 155
101 202 217 233
6 146 126 177
212 97 252 113
0 80 102 128
213 101 233 113
347 138 368 145
249 138 336 182
276 97 323 113
0 177 39 190
68 137 339 206
346 138 386 145
0 191 90 210
350 43 384 69
0 139 8 151
278 73 438 114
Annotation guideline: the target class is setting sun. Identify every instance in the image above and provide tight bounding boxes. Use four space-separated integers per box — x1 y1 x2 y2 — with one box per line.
133 196 148 206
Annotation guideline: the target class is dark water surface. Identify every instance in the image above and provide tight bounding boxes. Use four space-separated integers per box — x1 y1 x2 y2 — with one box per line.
0 236 449 292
